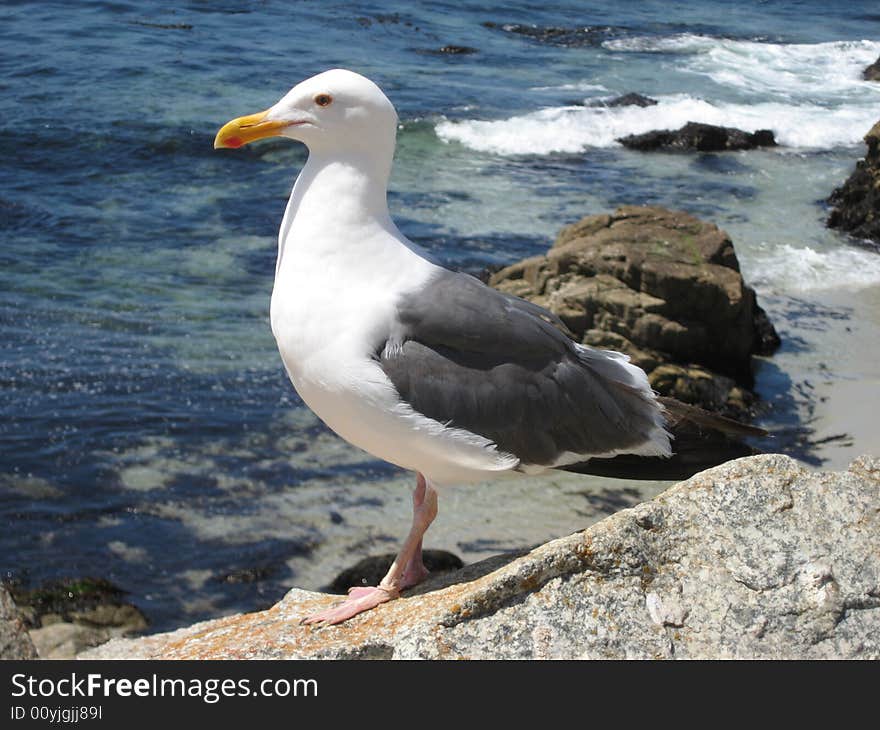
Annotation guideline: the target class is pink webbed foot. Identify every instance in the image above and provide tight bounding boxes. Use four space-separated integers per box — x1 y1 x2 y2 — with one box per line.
301 473 438 627
301 585 398 626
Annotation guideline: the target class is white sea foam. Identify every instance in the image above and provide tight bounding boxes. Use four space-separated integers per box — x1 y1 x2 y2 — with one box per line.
603 35 880 99
745 243 880 294
437 36 880 155
529 82 609 93
605 33 878 57
435 95 879 154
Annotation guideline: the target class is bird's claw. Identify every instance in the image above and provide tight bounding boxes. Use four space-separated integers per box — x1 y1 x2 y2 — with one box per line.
301 585 399 626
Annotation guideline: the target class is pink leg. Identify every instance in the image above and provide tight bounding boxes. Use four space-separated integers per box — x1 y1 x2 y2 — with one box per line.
302 473 438 626
400 474 430 589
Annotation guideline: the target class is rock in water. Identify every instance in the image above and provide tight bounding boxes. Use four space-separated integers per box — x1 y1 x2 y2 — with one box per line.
827 120 880 246
597 93 658 108
82 454 880 659
436 45 478 55
864 55 880 81
419 45 479 56
481 21 612 47
490 206 779 418
0 586 37 659
618 122 777 152
9 577 148 659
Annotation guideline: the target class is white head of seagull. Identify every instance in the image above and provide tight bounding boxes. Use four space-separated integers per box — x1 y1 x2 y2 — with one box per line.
215 68 406 237
215 68 398 166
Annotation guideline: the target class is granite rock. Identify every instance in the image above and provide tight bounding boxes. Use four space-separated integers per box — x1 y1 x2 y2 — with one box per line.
83 454 880 660
0 586 37 659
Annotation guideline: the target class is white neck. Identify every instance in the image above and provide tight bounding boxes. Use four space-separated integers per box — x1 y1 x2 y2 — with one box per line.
268 135 439 371
275 146 398 276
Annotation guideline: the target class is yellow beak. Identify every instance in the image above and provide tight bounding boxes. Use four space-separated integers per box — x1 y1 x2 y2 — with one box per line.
213 109 291 149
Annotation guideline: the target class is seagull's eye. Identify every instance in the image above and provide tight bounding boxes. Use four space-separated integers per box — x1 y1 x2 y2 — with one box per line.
314 94 333 108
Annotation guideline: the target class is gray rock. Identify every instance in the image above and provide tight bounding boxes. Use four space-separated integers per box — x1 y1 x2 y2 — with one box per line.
34 602 149 659
83 454 880 660
434 45 478 55
827 120 880 246
604 92 658 108
587 93 659 108
6 576 150 659
618 122 777 152
0 586 37 659
30 623 97 660
481 21 613 48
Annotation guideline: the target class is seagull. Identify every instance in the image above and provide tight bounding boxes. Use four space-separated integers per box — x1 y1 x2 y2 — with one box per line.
214 69 761 625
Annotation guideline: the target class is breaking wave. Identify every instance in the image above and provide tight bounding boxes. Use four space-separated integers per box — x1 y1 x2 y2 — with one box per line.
437 36 880 155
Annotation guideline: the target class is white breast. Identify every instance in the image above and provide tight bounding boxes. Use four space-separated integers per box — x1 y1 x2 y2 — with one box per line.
269 226 520 486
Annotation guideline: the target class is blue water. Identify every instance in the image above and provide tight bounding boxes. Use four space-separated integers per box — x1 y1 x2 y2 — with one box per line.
2 1 879 632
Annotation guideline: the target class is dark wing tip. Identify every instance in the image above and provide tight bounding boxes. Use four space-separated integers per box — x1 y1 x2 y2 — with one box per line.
659 397 768 438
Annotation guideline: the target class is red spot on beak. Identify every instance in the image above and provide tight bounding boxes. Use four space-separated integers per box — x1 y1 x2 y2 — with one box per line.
224 137 243 149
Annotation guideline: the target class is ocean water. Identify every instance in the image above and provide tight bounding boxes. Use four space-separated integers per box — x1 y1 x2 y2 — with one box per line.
2 1 879 632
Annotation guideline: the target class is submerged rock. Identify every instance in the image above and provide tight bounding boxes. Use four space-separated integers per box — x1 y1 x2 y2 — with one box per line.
9 576 148 659
827 120 880 245
435 45 478 55
418 45 479 56
481 21 614 47
618 122 777 152
0 586 37 659
863 55 880 81
130 20 193 31
490 206 779 418
83 455 880 659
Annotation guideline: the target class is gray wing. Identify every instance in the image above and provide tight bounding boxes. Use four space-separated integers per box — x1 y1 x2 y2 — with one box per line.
378 269 669 468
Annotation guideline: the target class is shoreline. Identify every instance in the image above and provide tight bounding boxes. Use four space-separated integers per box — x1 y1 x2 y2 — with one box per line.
810 283 880 468
754 281 880 470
